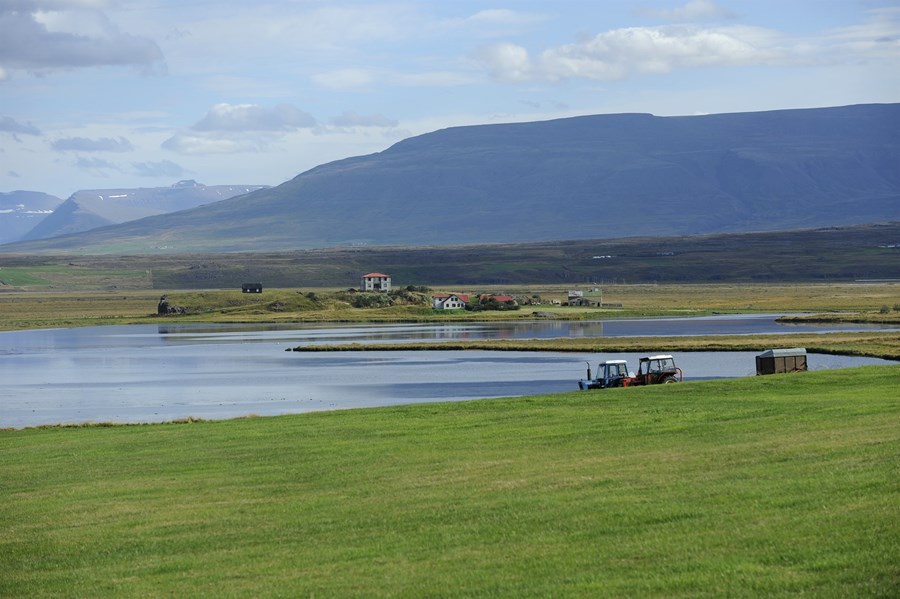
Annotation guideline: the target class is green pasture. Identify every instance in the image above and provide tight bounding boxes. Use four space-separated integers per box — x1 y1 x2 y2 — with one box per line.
0 266 58 287
0 264 150 290
2 366 898 597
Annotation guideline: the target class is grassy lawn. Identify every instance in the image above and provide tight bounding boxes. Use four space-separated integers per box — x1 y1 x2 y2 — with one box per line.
2 366 898 597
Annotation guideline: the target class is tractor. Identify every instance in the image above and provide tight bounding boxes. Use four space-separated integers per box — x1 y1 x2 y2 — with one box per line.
578 359 633 390
630 354 682 385
578 355 683 390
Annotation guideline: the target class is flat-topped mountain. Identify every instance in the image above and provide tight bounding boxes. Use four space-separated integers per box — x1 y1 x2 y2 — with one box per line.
5 104 898 254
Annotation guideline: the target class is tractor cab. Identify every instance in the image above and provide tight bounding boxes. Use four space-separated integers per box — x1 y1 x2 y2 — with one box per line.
578 359 633 390
632 355 682 386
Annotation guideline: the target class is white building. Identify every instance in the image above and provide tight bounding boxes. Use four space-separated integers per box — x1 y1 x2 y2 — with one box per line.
432 293 469 310
361 272 392 292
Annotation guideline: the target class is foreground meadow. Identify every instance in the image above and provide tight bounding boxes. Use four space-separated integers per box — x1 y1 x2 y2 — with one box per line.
2 366 898 597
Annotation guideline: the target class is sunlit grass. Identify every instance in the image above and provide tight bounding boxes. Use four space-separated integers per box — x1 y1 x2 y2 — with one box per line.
1 366 897 597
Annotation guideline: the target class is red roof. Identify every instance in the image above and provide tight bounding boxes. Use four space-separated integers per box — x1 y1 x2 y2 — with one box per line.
434 293 469 302
362 273 389 278
481 294 514 302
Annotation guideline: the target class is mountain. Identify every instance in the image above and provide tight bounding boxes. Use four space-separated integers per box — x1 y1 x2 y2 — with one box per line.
4 104 898 254
0 191 63 245
20 180 268 242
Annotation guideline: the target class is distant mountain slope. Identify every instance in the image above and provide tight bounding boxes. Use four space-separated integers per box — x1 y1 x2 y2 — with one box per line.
20 180 268 242
0 191 63 245
5 104 899 254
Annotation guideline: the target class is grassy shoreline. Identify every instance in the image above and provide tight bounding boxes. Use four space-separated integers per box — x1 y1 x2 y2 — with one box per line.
287 331 900 361
1 285 896 362
1 282 898 331
2 366 898 596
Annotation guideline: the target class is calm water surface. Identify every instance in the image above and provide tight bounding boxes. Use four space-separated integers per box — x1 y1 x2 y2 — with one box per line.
2 316 896 428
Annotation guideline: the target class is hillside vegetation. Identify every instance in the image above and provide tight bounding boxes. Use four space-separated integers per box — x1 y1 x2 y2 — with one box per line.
5 104 898 254
1 222 898 289
2 367 897 597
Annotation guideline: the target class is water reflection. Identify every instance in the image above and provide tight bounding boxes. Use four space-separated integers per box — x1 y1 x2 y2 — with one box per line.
150 314 896 346
1 318 897 429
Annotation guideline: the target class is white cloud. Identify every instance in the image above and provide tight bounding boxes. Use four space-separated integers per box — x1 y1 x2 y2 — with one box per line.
0 116 42 136
819 7 900 61
0 1 163 73
161 132 267 155
547 26 781 78
133 160 185 178
476 42 534 82
74 156 118 171
161 103 318 155
478 25 798 82
191 103 316 132
475 7 900 85
52 136 133 152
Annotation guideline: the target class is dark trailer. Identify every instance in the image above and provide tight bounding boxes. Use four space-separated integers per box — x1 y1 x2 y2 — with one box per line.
241 283 263 293
756 348 808 375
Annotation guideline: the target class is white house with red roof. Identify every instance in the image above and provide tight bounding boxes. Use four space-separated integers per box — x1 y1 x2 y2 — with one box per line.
361 272 391 292
432 293 469 310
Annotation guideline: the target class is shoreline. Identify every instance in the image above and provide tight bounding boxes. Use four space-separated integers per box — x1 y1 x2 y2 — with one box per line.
286 331 900 361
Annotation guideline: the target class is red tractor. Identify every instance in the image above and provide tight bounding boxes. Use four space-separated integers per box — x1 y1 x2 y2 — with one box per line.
578 354 682 390
629 355 682 386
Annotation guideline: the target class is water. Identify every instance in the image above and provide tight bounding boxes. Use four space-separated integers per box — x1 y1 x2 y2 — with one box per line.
1 317 896 428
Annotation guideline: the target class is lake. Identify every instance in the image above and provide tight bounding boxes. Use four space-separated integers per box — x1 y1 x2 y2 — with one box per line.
2 316 896 428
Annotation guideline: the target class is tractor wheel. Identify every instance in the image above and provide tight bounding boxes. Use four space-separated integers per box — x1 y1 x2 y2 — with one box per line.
662 376 677 384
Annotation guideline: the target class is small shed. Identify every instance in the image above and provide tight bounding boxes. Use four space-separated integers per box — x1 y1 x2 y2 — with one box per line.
242 283 263 293
756 348 807 375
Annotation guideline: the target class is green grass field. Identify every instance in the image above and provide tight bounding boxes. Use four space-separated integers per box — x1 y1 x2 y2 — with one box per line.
2 366 898 597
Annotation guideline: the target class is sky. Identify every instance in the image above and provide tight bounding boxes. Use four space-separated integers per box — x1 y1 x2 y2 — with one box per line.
1 0 899 198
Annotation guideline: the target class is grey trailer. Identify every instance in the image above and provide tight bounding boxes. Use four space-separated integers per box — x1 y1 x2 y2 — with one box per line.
756 348 808 375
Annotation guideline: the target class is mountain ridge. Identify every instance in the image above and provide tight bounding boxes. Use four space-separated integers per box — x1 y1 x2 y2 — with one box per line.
0 191 63 245
4 104 898 254
20 181 269 243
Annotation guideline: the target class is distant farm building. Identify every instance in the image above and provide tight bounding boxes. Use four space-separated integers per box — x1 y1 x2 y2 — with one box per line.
362 272 392 292
479 294 517 305
432 293 469 310
568 288 602 307
241 283 263 293
756 348 808 375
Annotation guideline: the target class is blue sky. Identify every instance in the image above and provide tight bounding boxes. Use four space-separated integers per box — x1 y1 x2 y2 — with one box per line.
1 0 898 198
